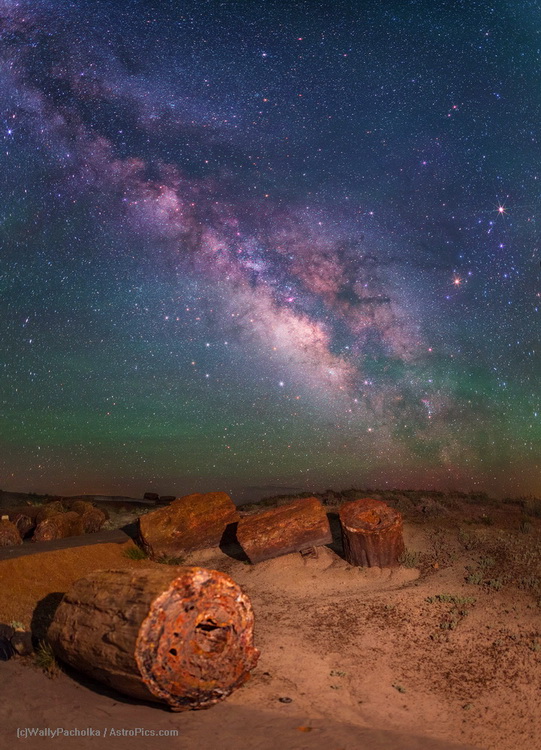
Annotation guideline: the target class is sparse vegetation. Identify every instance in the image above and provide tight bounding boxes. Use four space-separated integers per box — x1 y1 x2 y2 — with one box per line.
122 545 148 560
34 641 60 678
398 549 420 568
156 554 185 566
426 594 476 605
457 528 479 550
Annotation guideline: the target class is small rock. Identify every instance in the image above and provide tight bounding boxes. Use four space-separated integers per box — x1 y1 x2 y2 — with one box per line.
0 623 15 640
11 631 34 656
0 636 14 661
278 697 292 703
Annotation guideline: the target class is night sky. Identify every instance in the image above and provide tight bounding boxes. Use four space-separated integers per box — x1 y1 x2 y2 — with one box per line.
1 0 540 501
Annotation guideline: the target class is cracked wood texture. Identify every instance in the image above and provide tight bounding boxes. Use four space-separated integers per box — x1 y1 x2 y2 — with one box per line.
138 492 239 559
32 511 84 542
47 567 259 711
339 497 405 568
237 496 332 564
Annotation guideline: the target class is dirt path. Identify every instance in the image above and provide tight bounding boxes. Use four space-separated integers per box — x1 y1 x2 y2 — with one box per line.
0 530 132 561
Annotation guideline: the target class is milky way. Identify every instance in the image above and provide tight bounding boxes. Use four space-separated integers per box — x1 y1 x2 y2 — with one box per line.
1 0 539 499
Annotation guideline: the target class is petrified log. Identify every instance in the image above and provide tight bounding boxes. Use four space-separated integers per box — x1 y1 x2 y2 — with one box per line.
69 500 94 515
11 512 35 538
36 500 65 523
80 507 106 533
33 511 84 542
339 497 405 567
139 492 240 559
47 567 259 711
237 497 332 564
0 517 22 546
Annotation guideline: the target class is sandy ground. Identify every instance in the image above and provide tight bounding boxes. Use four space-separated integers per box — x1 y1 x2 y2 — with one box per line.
1 496 540 750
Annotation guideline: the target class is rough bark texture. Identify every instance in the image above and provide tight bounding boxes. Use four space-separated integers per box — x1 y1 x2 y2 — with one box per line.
339 497 405 567
0 519 23 546
35 501 65 523
33 511 84 542
138 492 239 559
80 507 107 533
11 513 35 538
47 567 259 711
69 500 94 515
237 497 332 564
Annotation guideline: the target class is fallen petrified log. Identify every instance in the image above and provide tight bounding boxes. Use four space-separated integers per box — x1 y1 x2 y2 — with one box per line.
33 511 84 542
0 516 22 546
68 500 94 515
339 497 405 567
35 500 65 523
11 512 35 538
80 507 107 533
237 497 332 564
47 567 259 711
139 492 240 559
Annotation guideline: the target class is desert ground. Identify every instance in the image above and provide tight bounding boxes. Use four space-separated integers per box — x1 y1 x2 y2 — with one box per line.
1 488 540 750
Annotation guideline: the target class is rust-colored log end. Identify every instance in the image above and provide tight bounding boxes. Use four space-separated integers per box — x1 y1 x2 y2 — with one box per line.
135 566 259 710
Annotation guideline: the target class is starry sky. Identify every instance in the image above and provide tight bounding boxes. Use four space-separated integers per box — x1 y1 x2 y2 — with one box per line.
1 0 540 501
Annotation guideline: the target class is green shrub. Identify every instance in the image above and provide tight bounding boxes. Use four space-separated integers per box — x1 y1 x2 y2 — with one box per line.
34 641 60 678
398 549 420 568
122 545 148 560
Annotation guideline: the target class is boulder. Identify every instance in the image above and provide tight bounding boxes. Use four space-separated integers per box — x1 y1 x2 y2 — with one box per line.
0 517 23 546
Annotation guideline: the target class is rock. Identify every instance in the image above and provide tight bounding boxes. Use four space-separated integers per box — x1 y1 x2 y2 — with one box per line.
33 511 84 542
10 631 34 656
48 567 259 711
0 517 23 546
138 492 240 559
80 507 106 533
143 492 160 502
236 497 332 564
69 500 94 515
11 513 35 538
339 497 405 567
0 623 15 640
36 500 64 523
0 636 14 661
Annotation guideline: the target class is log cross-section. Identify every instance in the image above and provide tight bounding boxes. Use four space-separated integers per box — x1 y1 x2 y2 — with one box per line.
47 567 259 711
339 497 405 567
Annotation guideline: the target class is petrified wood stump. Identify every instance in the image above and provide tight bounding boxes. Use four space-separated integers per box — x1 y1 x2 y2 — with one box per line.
33 511 84 542
47 567 259 711
0 517 22 546
138 492 239 559
339 497 405 567
237 497 332 564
